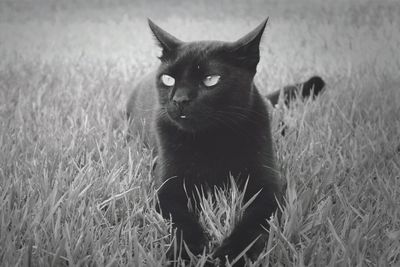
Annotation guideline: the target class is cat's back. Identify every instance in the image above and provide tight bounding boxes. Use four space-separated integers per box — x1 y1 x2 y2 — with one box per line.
126 70 158 146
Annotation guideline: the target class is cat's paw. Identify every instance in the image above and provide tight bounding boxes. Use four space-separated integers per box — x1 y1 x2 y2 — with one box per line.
213 241 246 267
213 234 266 266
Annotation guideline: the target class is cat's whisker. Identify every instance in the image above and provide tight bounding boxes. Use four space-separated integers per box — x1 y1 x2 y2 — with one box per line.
219 109 269 128
156 108 169 120
214 112 254 138
221 111 265 137
211 116 245 137
224 105 269 118
226 105 268 115
211 114 238 132
216 110 262 128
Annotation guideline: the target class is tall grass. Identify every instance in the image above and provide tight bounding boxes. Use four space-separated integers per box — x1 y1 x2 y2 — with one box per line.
0 0 399 266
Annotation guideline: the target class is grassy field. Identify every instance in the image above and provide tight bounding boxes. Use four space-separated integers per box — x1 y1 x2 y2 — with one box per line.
1 0 400 266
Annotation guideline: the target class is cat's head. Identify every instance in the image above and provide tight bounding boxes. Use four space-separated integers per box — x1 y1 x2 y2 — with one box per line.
149 19 268 132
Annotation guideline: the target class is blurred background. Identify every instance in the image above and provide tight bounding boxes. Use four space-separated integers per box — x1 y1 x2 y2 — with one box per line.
1 0 399 92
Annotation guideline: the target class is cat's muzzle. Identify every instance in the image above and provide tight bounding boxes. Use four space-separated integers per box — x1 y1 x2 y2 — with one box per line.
171 100 190 119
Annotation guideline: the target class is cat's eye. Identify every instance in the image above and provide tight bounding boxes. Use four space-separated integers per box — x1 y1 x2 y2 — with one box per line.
202 75 220 87
161 74 175 87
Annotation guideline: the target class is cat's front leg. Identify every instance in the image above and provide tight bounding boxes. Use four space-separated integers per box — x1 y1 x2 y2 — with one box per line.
213 181 280 265
213 222 267 266
158 179 208 259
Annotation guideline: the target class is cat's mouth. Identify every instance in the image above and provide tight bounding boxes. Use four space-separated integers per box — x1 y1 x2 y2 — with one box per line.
167 109 198 131
167 105 190 121
174 113 191 123
168 110 219 132
166 104 214 132
169 111 189 121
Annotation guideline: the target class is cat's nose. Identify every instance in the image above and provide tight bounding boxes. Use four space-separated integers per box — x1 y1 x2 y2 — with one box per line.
172 99 190 112
172 94 191 108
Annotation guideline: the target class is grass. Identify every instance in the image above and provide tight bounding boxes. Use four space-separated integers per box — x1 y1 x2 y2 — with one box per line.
0 0 399 266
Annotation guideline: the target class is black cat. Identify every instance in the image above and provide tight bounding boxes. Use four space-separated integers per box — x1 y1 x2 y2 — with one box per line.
126 19 323 265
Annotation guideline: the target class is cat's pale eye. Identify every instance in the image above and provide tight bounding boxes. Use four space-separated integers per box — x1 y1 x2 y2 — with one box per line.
161 74 175 87
203 75 220 87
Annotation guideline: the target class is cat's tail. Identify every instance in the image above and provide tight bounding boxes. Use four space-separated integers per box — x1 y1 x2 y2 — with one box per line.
266 76 326 107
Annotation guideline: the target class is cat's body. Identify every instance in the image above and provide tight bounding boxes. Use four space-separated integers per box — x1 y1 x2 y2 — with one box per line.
126 19 323 265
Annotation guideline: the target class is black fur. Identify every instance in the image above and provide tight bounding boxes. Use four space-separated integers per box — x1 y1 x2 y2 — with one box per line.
266 75 326 107
146 18 282 265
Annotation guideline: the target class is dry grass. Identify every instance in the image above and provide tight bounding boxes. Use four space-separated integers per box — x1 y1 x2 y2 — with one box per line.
1 0 399 266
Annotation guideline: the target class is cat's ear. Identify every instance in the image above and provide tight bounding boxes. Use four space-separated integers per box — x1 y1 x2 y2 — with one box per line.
148 19 182 59
229 18 268 70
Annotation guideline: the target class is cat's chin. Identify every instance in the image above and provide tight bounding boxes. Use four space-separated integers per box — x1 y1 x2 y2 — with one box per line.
165 113 206 132
169 117 200 132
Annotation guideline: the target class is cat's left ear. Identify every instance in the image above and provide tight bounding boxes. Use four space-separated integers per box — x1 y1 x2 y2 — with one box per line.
148 19 183 59
229 18 268 70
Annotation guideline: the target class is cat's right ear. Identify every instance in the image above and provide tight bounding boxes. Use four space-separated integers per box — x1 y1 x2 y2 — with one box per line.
228 18 268 71
148 19 182 59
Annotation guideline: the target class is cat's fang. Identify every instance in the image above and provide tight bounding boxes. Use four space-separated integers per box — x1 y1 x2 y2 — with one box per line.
180 115 187 119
